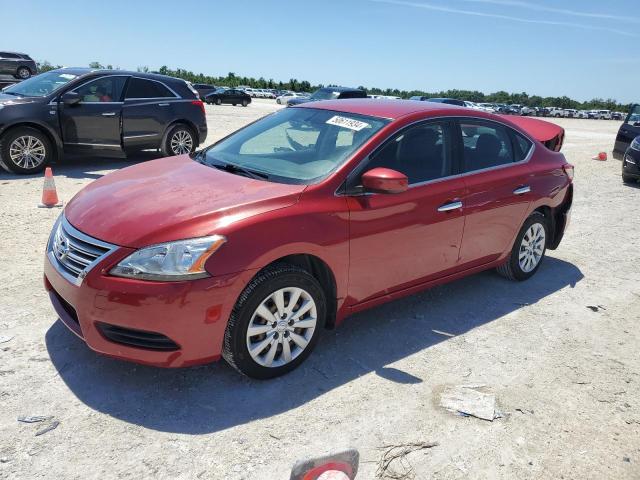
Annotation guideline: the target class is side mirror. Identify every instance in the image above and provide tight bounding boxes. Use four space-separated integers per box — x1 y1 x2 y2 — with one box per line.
361 167 408 194
61 91 81 106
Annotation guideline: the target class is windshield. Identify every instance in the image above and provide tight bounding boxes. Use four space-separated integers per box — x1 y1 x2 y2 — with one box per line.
203 107 388 184
3 71 78 97
310 89 341 100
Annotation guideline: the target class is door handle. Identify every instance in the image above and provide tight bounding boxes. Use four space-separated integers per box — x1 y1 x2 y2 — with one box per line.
101 112 116 117
437 200 463 212
513 185 531 195
158 103 170 107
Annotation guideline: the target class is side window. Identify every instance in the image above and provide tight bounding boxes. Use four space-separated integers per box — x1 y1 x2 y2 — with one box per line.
626 105 640 125
1 52 19 59
125 78 175 99
460 121 514 172
513 132 533 161
73 76 127 103
365 122 451 184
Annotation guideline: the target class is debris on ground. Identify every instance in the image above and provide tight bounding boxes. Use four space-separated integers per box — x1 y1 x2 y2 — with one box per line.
586 305 606 312
35 420 60 436
440 385 497 421
375 441 438 479
17 415 52 423
0 335 13 344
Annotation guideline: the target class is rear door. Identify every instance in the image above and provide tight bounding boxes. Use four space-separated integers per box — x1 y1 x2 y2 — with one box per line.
615 104 640 156
59 75 127 153
456 119 533 268
122 77 181 151
0 52 18 74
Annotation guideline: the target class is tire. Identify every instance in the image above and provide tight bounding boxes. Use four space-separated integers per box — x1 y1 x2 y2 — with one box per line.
15 67 31 79
622 174 637 184
0 127 52 174
497 212 548 281
161 124 196 157
232 103 237 106
277 99 281 104
241 99 248 107
222 263 327 379
215 98 222 106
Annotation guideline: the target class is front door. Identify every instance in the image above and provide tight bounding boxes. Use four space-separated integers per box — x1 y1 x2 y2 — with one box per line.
347 120 466 305
60 75 127 152
456 119 533 268
615 104 640 156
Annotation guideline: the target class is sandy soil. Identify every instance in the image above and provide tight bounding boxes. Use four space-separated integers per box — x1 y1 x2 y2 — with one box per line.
0 100 638 479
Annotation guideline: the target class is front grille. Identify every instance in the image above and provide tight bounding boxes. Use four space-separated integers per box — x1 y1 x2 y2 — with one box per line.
48 216 117 285
97 323 180 351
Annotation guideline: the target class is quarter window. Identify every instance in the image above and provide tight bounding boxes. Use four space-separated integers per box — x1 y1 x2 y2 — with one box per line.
125 78 175 99
365 122 452 184
73 76 127 103
460 121 514 172
513 132 533 161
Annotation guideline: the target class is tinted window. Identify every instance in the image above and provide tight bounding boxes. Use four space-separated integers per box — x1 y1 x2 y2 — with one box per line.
73 76 127 103
460 121 514 171
1 52 20 59
626 105 640 125
366 122 451 184
125 78 175 99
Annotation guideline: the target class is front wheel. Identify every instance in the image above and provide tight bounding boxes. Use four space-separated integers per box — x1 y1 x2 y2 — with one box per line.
223 263 326 379
15 67 31 79
0 127 52 174
241 99 248 107
215 98 222 106
497 212 548 281
162 124 195 157
623 174 637 184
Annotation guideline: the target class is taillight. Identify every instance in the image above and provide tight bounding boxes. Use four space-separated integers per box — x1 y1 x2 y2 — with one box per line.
191 100 205 115
563 164 574 180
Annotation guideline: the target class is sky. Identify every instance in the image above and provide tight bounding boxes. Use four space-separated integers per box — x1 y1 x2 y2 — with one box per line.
2 0 638 103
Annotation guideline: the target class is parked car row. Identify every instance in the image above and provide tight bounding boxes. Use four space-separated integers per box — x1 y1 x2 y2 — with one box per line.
203 87 251 107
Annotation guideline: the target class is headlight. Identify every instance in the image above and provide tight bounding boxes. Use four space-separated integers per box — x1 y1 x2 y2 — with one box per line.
110 235 226 281
630 137 640 152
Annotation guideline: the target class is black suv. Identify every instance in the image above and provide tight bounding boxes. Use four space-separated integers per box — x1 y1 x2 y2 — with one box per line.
192 83 217 100
0 68 207 174
287 86 367 106
614 104 640 160
0 51 37 79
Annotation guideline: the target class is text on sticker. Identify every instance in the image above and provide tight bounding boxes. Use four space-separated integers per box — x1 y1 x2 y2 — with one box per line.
326 115 370 131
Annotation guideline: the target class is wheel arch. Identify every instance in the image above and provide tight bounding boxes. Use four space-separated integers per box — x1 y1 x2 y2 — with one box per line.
0 121 62 161
255 253 338 330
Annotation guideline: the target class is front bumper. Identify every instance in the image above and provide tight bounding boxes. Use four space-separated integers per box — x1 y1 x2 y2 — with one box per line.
44 249 254 368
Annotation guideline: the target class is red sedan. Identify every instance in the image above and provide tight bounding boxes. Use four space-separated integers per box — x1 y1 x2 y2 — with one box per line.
44 100 573 378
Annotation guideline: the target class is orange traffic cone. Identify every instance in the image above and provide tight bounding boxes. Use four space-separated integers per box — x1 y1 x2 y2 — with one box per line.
38 167 62 208
592 152 607 161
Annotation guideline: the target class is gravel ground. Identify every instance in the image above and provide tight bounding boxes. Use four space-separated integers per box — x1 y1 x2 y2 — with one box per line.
0 100 638 479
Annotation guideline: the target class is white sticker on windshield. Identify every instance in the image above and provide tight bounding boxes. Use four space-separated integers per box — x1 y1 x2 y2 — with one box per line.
60 74 76 79
326 115 370 131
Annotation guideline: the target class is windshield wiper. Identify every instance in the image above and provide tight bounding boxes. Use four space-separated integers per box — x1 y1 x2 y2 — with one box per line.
211 161 269 180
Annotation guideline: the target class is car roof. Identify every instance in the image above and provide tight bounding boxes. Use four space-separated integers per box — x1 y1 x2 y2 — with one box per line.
49 68 185 84
318 86 363 92
296 98 468 120
1 51 29 55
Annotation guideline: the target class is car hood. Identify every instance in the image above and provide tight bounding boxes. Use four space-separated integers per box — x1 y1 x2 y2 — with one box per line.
0 93 45 106
64 155 306 248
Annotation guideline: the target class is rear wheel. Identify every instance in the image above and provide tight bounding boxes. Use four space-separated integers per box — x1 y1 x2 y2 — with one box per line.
161 124 195 157
223 263 326 379
497 212 548 281
15 67 31 79
242 99 248 107
0 127 52 174
215 98 222 106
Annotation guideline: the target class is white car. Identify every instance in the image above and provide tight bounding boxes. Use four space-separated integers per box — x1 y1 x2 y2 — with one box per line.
598 110 612 120
549 107 566 118
244 88 258 98
577 110 590 119
464 101 482 110
276 92 300 104
564 109 578 118
477 103 496 113
520 106 536 116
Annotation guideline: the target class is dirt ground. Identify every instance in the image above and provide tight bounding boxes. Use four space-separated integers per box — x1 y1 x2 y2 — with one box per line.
0 100 638 480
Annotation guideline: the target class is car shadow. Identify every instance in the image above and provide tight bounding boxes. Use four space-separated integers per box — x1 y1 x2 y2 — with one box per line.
0 151 160 181
45 256 583 434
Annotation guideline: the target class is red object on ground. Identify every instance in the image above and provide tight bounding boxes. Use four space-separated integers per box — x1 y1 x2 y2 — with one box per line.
594 151 607 161
40 167 60 207
44 100 574 368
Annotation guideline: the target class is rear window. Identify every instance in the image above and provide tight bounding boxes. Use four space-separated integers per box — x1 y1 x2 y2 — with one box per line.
125 78 176 99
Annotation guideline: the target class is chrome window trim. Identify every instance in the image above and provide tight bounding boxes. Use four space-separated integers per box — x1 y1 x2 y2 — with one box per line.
337 114 536 196
47 215 119 287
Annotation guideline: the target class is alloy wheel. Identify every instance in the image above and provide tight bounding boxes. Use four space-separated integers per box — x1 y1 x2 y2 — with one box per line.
519 222 545 273
170 130 193 155
9 135 46 170
246 287 317 368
